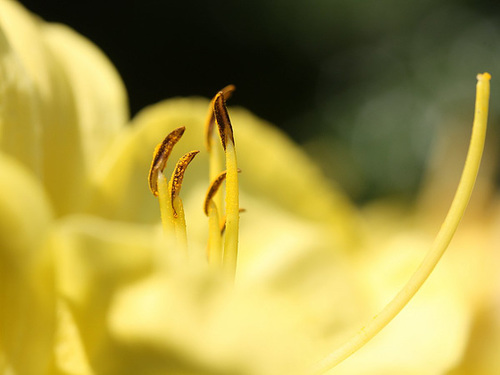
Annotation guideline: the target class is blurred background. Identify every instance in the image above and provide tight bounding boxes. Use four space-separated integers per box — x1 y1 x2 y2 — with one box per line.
22 0 500 202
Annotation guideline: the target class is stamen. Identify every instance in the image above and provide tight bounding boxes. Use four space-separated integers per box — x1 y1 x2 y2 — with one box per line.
148 126 185 196
148 127 198 255
204 170 242 265
169 150 200 218
203 169 242 216
214 93 235 151
161 150 199 254
204 171 227 265
205 85 235 152
203 171 227 216
206 86 235 216
312 73 491 374
213 94 240 276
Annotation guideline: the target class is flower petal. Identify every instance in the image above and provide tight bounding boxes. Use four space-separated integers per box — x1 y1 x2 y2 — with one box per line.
49 214 162 371
0 0 128 215
109 266 310 375
327 202 483 374
0 152 54 375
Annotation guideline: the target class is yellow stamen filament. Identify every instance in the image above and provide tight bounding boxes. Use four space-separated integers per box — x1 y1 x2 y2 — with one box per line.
148 126 185 196
154 150 197 254
157 171 174 235
214 93 240 277
220 209 246 235
313 72 491 374
148 125 200 255
204 171 227 265
207 200 223 265
170 191 188 254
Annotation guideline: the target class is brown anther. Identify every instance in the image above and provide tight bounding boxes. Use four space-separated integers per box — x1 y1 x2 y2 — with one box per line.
170 150 200 217
203 171 228 216
205 85 235 151
213 92 235 151
148 126 186 196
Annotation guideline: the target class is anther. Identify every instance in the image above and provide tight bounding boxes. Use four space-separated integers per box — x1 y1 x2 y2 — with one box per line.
213 92 235 151
203 168 242 216
204 171 227 216
148 126 185 196
205 85 235 151
170 150 200 217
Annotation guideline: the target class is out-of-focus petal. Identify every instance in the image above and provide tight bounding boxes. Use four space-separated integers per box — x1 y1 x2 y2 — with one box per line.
446 197 500 375
0 152 54 375
0 0 128 215
49 214 161 371
325 201 486 375
53 299 95 375
42 23 129 168
108 261 324 375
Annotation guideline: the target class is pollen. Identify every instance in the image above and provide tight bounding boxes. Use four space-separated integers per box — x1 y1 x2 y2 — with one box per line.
213 92 235 151
205 84 235 152
169 150 199 218
148 126 185 196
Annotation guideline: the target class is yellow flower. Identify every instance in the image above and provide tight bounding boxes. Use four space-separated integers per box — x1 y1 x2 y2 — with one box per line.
0 1 496 375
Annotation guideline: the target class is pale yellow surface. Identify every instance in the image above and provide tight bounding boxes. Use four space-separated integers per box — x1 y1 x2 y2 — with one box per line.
0 1 498 374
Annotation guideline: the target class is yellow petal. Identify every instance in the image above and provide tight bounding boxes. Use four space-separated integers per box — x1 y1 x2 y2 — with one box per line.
49 214 162 370
343 234 472 374
109 266 309 375
53 299 94 375
0 152 54 375
446 198 500 375
0 0 128 215
324 200 487 374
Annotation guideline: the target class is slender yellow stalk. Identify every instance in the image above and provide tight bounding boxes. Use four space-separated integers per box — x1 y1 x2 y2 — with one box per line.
205 85 235 216
157 172 175 236
209 133 225 218
212 92 240 277
222 140 240 276
207 201 223 265
167 150 199 255
204 171 228 264
313 73 491 374
157 173 188 254
170 192 188 254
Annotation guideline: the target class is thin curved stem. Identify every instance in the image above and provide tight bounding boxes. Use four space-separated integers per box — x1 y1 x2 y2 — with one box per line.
313 73 490 374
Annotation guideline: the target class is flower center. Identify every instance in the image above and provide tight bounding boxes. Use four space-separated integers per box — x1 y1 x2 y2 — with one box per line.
148 85 240 277
147 74 491 373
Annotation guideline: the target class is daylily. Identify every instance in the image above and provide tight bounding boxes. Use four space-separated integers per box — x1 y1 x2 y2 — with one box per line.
0 1 497 375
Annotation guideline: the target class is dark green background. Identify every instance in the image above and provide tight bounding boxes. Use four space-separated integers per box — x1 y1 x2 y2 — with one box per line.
22 0 500 201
